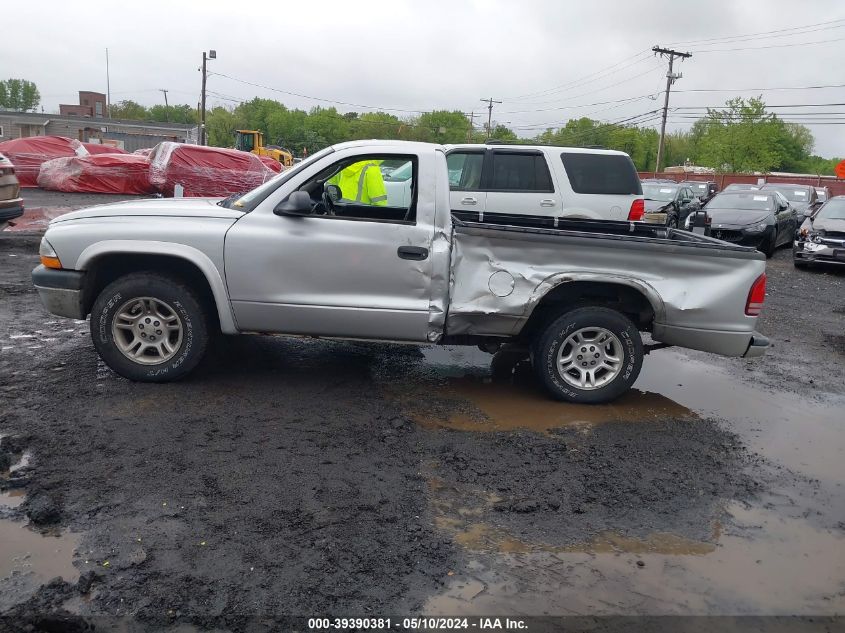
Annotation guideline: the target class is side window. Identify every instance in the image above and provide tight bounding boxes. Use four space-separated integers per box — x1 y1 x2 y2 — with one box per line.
488 153 554 192
302 154 417 223
560 152 641 195
446 152 484 190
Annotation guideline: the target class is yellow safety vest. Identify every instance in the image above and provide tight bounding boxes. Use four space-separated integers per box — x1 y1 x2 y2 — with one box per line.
328 161 388 206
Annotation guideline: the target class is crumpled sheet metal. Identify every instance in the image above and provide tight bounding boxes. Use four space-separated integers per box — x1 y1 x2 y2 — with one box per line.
148 142 278 197
37 154 155 195
445 223 765 337
0 136 88 187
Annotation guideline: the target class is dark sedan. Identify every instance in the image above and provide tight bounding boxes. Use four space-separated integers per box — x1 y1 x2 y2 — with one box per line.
722 183 760 192
694 191 797 257
759 183 819 222
793 195 845 269
641 182 700 228
681 180 718 204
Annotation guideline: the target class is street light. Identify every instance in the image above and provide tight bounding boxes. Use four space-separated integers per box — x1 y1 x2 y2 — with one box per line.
200 49 216 145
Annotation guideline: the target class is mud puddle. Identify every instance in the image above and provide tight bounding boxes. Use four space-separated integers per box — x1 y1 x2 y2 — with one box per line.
427 502 845 616
0 520 81 611
392 346 841 484
0 489 26 509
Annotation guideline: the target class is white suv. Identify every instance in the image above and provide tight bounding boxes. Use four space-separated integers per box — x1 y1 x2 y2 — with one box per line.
444 144 644 223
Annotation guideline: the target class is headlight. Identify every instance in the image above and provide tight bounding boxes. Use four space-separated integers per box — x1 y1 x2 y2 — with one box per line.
39 238 63 269
746 222 767 233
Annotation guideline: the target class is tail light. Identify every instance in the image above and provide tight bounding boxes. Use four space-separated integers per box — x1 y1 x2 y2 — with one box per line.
628 198 644 221
745 274 766 316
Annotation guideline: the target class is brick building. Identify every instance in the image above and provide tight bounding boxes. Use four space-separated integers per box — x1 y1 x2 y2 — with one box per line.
59 91 108 118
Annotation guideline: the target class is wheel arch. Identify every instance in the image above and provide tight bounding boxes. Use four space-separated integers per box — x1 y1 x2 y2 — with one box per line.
76 241 237 334
520 274 665 341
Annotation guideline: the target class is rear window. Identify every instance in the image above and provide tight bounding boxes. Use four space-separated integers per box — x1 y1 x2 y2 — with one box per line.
489 153 553 192
560 152 641 195
707 193 774 211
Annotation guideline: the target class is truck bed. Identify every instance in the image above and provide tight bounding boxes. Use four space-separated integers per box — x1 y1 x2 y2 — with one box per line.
445 211 766 358
451 210 758 255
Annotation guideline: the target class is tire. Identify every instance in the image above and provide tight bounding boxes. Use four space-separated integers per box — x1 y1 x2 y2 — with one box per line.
532 307 643 404
761 235 776 258
90 272 210 382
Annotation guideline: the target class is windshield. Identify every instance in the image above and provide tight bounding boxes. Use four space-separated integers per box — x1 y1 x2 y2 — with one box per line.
724 183 758 192
642 183 678 202
684 183 708 192
223 147 335 211
816 198 845 220
761 185 810 203
707 193 774 211
383 160 413 182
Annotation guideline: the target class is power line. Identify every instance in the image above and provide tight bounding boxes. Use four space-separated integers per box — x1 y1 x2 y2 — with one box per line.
500 65 664 112
505 49 652 101
668 17 845 46
691 36 845 53
673 83 845 93
211 71 429 114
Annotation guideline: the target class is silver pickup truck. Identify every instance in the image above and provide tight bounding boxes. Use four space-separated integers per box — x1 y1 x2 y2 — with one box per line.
32 140 769 403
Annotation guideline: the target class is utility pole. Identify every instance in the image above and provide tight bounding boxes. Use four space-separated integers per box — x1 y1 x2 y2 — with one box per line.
105 48 111 118
653 46 691 173
199 49 216 146
480 97 502 140
466 111 477 142
159 89 169 121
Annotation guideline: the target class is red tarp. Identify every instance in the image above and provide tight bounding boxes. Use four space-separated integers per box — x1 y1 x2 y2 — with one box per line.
0 136 88 187
37 154 155 195
83 143 128 155
259 155 283 173
149 142 277 197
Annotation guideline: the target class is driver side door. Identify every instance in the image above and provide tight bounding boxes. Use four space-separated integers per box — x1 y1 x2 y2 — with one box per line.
224 152 436 342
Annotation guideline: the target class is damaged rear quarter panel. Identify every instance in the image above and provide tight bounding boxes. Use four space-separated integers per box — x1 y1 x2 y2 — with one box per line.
446 223 766 339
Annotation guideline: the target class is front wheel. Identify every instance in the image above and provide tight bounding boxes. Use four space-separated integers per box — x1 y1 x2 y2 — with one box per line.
532 307 643 404
90 272 210 382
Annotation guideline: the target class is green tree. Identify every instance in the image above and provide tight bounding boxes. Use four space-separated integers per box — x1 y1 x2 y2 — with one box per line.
696 97 786 172
205 106 244 148
0 79 40 111
109 100 149 120
147 104 198 125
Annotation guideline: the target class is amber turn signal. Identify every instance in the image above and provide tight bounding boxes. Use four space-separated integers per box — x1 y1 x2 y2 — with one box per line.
40 255 62 269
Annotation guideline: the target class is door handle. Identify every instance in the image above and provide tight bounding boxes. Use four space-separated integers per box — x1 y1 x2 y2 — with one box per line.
460 197 477 205
397 246 429 261
540 199 556 207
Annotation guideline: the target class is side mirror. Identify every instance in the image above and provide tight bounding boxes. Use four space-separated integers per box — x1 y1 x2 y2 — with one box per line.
324 183 341 203
274 191 314 216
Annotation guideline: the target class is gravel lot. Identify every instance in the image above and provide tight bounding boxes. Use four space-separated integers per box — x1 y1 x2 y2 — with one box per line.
0 192 842 631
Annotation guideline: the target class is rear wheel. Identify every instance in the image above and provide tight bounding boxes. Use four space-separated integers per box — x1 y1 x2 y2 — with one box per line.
90 273 210 382
532 307 643 404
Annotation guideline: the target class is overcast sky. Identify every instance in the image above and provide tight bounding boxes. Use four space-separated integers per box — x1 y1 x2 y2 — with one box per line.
5 0 844 157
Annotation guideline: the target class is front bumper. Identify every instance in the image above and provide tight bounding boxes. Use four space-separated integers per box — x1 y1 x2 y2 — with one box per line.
793 239 845 266
709 226 770 248
31 265 87 319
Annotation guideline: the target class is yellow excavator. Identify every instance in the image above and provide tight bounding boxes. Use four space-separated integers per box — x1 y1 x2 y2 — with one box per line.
234 130 294 168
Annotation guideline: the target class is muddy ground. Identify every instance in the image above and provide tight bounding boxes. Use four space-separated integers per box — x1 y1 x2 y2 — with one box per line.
0 192 843 631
